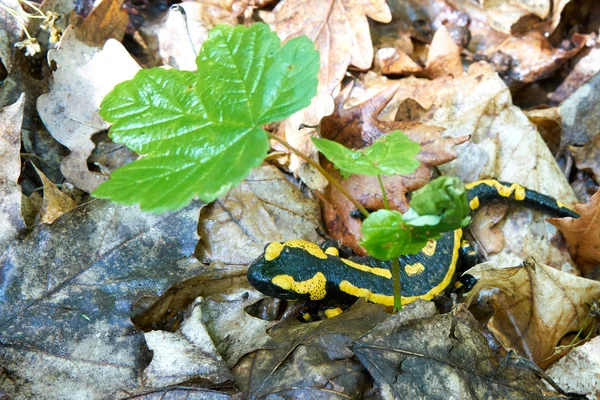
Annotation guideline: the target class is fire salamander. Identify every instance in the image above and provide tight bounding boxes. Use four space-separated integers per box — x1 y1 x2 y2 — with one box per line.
247 179 579 307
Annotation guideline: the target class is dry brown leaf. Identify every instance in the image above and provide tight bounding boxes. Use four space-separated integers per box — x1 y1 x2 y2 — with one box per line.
548 190 600 276
570 135 600 183
392 62 578 270
465 258 600 367
422 25 463 79
32 164 76 224
487 31 587 88
196 165 322 266
274 92 334 190
467 202 508 256
0 94 25 251
375 47 423 75
75 0 129 46
37 29 140 193
546 336 600 398
272 0 391 93
524 107 561 155
319 83 469 254
549 44 600 104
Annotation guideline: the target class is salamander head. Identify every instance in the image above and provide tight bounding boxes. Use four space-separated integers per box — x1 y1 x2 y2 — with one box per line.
247 241 328 301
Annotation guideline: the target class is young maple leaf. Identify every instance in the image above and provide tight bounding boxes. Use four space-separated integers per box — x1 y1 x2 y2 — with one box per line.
319 83 469 254
548 190 600 276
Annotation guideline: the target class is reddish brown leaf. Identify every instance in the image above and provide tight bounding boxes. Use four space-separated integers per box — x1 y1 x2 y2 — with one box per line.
319 83 469 254
548 190 600 275
75 0 129 46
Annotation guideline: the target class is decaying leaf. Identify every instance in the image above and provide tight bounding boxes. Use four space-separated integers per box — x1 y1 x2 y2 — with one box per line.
75 0 129 46
546 336 600 399
32 164 76 224
570 135 600 183
232 300 389 399
465 258 600 367
0 199 203 398
196 165 322 266
549 44 600 104
353 302 559 399
0 94 26 251
560 71 600 146
319 83 469 254
548 190 600 276
37 29 140 193
142 298 233 388
272 0 392 93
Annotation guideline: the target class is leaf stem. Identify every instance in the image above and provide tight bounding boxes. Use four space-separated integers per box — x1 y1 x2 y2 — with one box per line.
392 257 402 312
267 132 369 218
377 174 389 210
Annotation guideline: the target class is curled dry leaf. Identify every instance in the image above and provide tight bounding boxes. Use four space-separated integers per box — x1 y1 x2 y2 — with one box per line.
465 258 600 367
421 25 463 79
0 94 25 251
546 336 600 399
32 165 76 224
142 299 233 388
548 190 600 276
354 302 557 398
37 29 140 193
75 0 129 46
319 83 469 254
272 0 392 93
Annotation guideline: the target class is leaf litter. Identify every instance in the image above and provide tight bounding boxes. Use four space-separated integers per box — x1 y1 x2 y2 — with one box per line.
3 0 600 398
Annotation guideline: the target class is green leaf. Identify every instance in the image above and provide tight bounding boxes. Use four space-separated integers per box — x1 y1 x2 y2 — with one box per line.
93 23 319 212
311 130 420 178
406 176 471 231
360 210 430 260
360 177 471 261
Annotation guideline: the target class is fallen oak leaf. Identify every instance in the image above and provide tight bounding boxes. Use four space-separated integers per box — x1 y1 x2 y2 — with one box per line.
319 83 469 254
548 190 600 276
465 258 600 367
272 0 391 93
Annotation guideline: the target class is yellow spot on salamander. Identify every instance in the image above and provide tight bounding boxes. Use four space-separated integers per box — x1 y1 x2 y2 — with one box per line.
404 263 425 276
324 307 343 318
325 247 339 256
469 196 480 210
339 280 394 306
465 180 525 200
271 272 327 300
341 258 392 279
422 240 437 257
265 242 284 261
283 240 327 259
556 200 576 214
